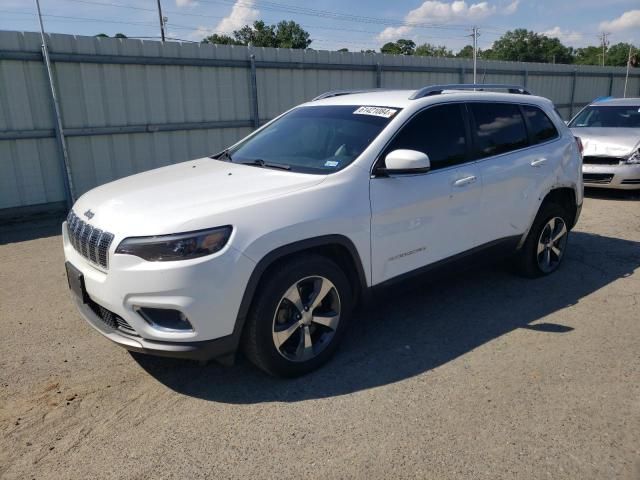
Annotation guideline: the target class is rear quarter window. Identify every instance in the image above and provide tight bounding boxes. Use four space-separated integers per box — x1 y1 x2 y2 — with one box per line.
522 105 559 144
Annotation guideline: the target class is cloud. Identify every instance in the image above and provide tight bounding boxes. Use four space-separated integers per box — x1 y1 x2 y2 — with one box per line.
599 10 640 32
377 1 496 43
503 0 519 15
175 0 197 6
542 26 584 45
215 0 260 34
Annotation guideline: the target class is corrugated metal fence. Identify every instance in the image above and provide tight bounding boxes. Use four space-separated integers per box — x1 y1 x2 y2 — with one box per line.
1 30 639 214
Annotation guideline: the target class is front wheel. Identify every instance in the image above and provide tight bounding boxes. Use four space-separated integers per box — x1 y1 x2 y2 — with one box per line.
515 203 570 278
243 254 353 377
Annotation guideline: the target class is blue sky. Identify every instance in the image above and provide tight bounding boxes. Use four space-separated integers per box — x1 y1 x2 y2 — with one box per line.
1 0 638 52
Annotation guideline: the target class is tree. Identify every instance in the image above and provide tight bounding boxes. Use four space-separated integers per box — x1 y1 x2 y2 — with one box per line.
607 43 638 67
381 39 415 55
456 45 474 58
202 33 244 45
360 49 376 54
337 48 349 52
233 20 277 47
95 33 109 37
114 33 127 39
274 20 312 49
415 42 454 57
485 29 573 64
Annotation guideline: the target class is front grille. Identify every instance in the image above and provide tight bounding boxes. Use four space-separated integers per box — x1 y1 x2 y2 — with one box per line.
583 173 614 184
66 211 114 269
87 298 138 336
583 156 622 165
621 179 640 185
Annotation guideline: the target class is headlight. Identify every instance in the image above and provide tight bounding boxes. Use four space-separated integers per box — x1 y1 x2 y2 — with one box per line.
625 148 640 164
115 226 232 261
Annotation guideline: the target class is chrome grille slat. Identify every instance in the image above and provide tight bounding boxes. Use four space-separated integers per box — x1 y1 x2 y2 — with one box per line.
66 211 114 269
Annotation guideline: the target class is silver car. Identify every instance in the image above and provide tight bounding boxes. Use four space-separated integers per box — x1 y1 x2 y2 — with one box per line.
569 98 640 190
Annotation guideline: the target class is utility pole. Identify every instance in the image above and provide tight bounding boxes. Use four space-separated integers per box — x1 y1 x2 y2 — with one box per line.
469 26 480 84
623 45 633 98
34 0 75 207
156 0 166 42
598 32 610 67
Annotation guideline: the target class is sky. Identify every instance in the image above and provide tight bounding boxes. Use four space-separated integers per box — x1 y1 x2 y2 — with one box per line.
1 0 639 53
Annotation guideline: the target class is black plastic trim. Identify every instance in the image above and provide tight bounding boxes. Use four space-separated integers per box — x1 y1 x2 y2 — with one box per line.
372 235 522 292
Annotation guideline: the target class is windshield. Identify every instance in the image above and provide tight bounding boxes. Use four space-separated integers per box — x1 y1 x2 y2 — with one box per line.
570 105 640 128
226 105 399 173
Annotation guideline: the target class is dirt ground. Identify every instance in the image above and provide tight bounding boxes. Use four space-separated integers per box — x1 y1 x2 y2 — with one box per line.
1 190 639 480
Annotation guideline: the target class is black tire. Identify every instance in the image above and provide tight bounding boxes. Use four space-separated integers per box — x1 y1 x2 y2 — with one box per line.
243 254 353 377
515 202 570 278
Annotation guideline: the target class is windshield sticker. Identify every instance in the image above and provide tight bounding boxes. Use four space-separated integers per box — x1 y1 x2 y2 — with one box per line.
324 160 340 168
353 106 398 118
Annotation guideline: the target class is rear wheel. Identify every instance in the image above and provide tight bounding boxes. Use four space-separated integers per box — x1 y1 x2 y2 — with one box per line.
243 254 353 377
515 203 570 278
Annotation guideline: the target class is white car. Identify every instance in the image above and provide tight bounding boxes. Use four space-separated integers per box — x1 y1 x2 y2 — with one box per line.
63 84 583 377
568 97 640 189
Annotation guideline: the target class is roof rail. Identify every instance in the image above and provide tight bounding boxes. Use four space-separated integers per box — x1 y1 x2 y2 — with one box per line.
409 84 531 100
312 89 384 101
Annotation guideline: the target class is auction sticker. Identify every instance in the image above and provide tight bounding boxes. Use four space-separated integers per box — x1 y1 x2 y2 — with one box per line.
353 106 398 118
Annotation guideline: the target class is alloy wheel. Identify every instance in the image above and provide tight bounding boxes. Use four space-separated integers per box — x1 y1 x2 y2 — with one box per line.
536 216 568 273
272 276 341 362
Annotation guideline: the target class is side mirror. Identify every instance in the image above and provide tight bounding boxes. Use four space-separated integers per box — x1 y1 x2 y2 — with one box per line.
378 149 430 175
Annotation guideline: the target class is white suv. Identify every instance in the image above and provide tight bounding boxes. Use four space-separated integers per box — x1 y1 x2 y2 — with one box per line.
63 84 583 376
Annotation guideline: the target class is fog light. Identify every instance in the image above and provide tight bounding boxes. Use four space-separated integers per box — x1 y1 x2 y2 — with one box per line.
136 307 194 332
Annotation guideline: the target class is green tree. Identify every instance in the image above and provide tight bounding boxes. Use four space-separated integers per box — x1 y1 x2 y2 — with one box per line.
381 39 415 55
360 49 376 54
95 33 109 37
274 20 312 49
234 20 277 47
338 48 349 52
456 45 475 58
415 42 454 57
114 33 127 39
486 29 573 64
606 43 638 67
202 33 244 45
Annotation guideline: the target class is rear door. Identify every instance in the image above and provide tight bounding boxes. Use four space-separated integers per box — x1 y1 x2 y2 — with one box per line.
468 102 558 245
369 103 482 284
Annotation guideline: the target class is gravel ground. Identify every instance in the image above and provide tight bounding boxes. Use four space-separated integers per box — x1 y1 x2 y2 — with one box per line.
1 191 639 480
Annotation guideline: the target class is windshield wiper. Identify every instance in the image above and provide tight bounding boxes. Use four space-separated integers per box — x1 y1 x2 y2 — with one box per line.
212 149 233 161
239 159 291 170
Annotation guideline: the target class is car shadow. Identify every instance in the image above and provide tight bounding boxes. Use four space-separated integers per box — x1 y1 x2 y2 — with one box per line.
0 215 66 245
584 187 640 201
132 231 640 404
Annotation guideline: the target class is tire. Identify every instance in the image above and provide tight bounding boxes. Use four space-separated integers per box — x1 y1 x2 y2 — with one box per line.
515 202 570 278
243 254 353 377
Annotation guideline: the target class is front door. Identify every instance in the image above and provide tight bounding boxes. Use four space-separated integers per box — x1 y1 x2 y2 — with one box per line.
370 103 482 284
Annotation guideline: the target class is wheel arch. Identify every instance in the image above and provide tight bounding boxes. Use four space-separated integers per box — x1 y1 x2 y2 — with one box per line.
542 186 579 228
230 235 368 352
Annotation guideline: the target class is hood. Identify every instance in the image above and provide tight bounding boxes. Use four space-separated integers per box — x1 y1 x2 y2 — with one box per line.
72 158 325 235
570 127 640 157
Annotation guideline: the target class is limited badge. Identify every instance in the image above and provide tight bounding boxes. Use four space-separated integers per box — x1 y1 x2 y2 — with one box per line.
353 106 398 118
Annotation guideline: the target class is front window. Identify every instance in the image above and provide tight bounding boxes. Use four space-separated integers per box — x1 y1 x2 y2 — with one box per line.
569 105 640 128
225 105 398 173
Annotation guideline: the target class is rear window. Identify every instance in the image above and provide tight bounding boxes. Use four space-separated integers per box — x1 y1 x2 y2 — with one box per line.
522 105 559 144
469 103 528 158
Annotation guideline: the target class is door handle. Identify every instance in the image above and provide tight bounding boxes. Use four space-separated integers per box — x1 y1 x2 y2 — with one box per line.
530 158 547 167
453 175 477 187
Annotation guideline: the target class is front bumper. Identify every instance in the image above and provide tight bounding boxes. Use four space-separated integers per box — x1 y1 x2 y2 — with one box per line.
583 163 640 190
74 296 237 362
63 222 256 361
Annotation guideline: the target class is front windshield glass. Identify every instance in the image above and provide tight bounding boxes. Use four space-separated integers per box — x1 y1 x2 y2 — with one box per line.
226 105 399 173
569 105 640 128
